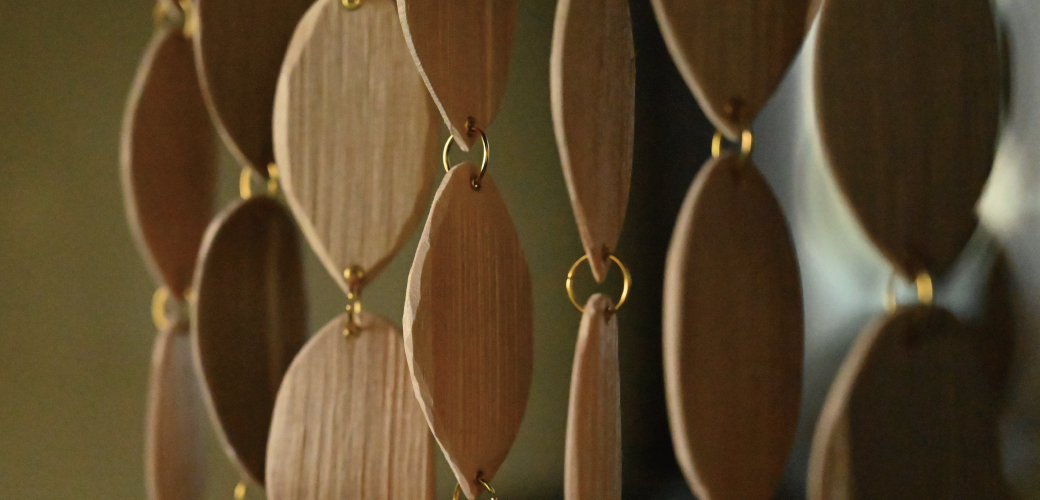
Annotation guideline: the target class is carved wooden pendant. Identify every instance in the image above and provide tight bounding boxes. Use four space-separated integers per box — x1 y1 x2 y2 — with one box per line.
273 0 437 292
550 0 634 282
815 0 1000 277
404 163 533 499
650 0 809 138
192 196 308 485
397 0 517 150
121 26 217 299
266 312 434 500
663 154 804 500
146 322 206 500
564 294 621 500
194 0 314 176
807 306 1011 500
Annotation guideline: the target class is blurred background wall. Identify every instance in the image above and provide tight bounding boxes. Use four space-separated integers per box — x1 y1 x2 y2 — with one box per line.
0 0 1037 499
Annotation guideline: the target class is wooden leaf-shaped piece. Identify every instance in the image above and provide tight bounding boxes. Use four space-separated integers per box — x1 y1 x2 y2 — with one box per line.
564 294 621 500
397 0 517 150
404 163 534 499
192 196 308 485
266 312 435 500
146 322 207 500
650 0 809 138
807 306 1011 500
121 27 217 299
194 0 314 176
274 0 437 292
550 0 634 282
815 0 1000 277
663 154 804 500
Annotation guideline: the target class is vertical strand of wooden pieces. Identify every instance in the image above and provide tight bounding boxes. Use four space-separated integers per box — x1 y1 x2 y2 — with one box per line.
564 294 621 500
550 0 634 282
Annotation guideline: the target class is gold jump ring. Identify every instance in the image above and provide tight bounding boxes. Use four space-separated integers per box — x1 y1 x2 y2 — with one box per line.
452 476 497 500
711 129 754 159
151 286 171 331
565 254 631 313
442 128 490 183
883 271 934 312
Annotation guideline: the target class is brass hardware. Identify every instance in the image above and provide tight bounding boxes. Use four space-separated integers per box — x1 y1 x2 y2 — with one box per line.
565 253 631 314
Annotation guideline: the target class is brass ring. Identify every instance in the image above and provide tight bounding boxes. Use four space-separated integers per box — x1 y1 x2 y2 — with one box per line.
565 254 631 313
883 271 934 312
233 481 247 500
711 129 754 158
151 286 171 331
342 0 362 8
452 477 497 500
239 165 280 199
266 163 280 196
342 266 366 336
442 129 490 183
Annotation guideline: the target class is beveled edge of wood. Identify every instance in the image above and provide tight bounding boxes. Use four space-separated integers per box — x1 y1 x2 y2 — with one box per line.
273 0 437 293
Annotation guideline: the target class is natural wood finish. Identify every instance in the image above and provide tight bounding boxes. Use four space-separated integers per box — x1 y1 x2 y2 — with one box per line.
650 0 809 139
564 294 621 500
403 163 533 499
193 0 314 176
397 0 517 150
550 0 634 283
266 312 435 500
121 27 217 299
807 306 1012 500
191 196 308 485
273 0 438 292
814 0 1000 278
146 321 207 500
663 154 804 500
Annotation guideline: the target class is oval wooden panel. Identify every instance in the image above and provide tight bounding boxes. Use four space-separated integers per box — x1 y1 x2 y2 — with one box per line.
564 294 621 500
403 163 533 499
191 196 308 485
266 312 434 500
663 154 804 500
650 0 809 139
121 26 217 299
807 306 1012 500
397 0 517 150
273 0 437 292
194 0 314 176
146 322 206 500
550 0 634 283
814 0 1000 278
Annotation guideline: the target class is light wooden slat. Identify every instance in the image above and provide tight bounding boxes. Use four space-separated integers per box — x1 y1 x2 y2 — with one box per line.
814 0 1000 277
121 26 217 299
564 294 621 500
550 0 634 282
807 306 1012 500
266 312 435 500
145 322 207 500
273 0 437 292
397 0 517 150
650 0 809 138
663 154 804 500
191 196 308 485
194 0 314 176
403 163 533 499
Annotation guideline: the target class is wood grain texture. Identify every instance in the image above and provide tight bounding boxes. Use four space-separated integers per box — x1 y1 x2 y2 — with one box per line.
564 294 621 500
807 306 1012 500
663 154 804 500
273 0 438 292
397 0 517 150
266 312 435 500
191 196 308 485
146 321 207 500
193 0 314 176
650 0 809 139
121 27 217 299
814 0 1000 278
550 0 634 283
403 163 533 499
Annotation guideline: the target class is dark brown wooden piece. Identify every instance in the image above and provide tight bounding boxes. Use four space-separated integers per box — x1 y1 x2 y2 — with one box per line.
121 27 217 298
814 0 1001 277
663 154 804 500
193 0 314 176
807 306 1012 499
191 196 308 485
